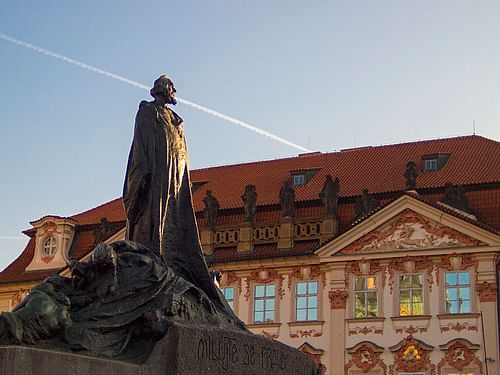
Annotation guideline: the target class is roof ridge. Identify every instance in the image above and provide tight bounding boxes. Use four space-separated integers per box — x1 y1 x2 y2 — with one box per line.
192 134 495 175
69 197 123 221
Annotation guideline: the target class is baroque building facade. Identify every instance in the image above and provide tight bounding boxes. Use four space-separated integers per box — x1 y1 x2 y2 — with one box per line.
1 135 499 375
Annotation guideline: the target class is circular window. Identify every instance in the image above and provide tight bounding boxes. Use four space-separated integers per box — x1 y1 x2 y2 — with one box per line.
42 236 57 257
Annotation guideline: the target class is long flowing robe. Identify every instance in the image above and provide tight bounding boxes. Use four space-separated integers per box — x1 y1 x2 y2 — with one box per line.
123 101 229 312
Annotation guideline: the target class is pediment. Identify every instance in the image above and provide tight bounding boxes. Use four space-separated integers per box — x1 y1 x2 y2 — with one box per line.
316 194 499 258
338 209 481 255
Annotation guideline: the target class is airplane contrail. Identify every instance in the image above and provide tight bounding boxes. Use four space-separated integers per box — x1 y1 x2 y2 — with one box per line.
0 236 25 240
0 32 311 152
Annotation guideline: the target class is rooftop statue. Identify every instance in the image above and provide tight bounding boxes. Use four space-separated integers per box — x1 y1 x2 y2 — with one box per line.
202 190 219 228
319 175 340 215
279 180 295 218
241 184 257 223
353 188 380 222
404 161 418 190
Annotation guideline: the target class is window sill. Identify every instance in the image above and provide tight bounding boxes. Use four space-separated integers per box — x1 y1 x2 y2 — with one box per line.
246 322 281 329
346 317 385 323
391 315 432 321
288 320 325 327
437 313 480 319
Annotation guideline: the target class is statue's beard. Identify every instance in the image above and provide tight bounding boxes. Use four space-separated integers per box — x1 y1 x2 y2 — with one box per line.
166 96 177 105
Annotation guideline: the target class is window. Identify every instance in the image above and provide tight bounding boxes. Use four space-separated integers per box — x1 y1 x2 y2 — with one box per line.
254 284 275 323
446 372 475 375
296 281 318 321
354 276 378 318
423 158 438 172
42 236 57 257
293 174 305 186
399 274 423 316
221 287 235 310
445 272 471 314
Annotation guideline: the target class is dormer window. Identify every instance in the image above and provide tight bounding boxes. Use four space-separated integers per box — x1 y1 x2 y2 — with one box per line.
25 216 77 271
290 168 319 186
423 158 437 172
42 236 57 257
293 174 305 186
422 153 450 172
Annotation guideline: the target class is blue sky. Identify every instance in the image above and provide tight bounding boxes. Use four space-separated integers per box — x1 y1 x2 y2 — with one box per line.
1 1 499 270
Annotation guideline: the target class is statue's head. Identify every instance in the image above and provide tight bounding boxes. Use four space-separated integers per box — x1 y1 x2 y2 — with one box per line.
150 75 177 105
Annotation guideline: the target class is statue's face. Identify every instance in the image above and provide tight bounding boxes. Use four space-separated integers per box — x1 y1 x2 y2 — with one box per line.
163 79 177 105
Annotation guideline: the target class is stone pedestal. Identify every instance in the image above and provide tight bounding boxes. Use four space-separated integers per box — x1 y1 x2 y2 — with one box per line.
319 214 339 245
277 218 294 249
0 324 320 375
200 227 213 255
237 222 254 252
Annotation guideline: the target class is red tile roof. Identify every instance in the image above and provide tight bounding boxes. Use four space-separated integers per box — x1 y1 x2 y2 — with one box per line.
2 135 499 283
190 135 500 210
0 239 63 283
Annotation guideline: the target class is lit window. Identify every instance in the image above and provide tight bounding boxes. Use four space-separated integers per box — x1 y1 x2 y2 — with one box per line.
445 272 471 314
446 372 475 375
254 284 275 323
293 174 305 186
423 158 438 172
296 281 318 321
42 237 57 257
354 276 378 318
399 274 424 316
221 287 235 310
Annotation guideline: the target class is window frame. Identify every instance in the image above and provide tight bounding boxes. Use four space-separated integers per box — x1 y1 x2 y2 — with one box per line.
444 271 472 314
398 273 424 317
221 286 235 311
253 284 277 324
42 236 57 257
294 280 319 322
423 158 438 172
353 275 379 319
292 174 305 186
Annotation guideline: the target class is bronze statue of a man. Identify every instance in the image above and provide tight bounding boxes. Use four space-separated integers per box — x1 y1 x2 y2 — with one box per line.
123 75 225 308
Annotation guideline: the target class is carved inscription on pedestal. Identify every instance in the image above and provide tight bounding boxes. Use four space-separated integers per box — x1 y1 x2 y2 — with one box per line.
196 335 314 374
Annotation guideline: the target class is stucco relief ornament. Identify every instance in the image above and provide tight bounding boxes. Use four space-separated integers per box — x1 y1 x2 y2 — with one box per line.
387 256 434 293
436 253 478 285
346 342 387 375
344 259 386 289
341 209 479 255
219 271 242 294
437 339 483 374
288 265 326 289
244 268 285 300
390 336 433 375
476 281 497 302
43 221 57 233
328 290 348 309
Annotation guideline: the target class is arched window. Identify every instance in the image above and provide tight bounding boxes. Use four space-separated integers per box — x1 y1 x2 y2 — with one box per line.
42 236 57 257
